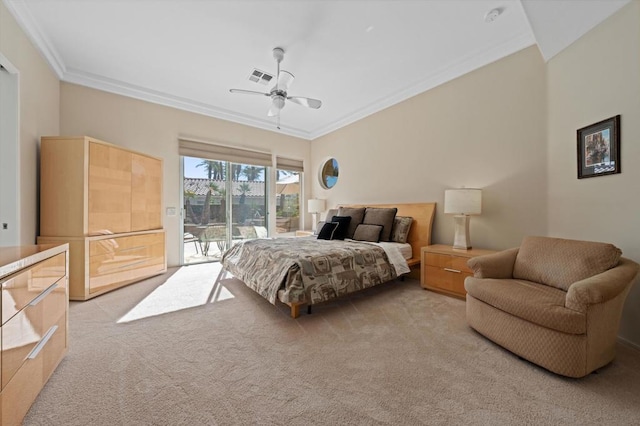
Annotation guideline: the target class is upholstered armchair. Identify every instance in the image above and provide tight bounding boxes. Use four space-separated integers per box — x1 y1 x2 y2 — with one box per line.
464 236 639 378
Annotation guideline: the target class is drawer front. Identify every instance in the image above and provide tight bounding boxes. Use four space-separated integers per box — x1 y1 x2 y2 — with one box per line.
450 256 472 273
423 265 471 297
1 279 66 389
424 253 471 274
89 233 165 293
1 253 66 325
1 314 66 426
424 253 450 268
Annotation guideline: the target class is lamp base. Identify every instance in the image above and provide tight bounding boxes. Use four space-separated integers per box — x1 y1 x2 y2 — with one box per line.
452 214 472 250
311 213 318 233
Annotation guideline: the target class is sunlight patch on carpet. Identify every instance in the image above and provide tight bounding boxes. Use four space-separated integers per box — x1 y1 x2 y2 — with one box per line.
118 262 233 323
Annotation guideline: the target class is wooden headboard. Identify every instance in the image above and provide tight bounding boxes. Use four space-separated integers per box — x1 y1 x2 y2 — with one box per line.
339 203 436 267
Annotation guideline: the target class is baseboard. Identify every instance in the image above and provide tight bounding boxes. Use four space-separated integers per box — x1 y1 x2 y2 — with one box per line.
617 335 640 351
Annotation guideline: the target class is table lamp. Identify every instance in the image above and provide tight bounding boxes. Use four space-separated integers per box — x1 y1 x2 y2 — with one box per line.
444 189 482 250
307 199 326 233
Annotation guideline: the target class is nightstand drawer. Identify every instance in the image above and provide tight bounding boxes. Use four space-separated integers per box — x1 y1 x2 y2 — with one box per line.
424 253 471 273
424 265 470 295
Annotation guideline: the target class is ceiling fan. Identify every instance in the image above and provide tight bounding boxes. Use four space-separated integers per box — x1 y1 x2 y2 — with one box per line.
229 47 322 128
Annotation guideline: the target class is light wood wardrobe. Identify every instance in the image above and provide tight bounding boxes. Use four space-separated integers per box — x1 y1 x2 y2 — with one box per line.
38 136 167 300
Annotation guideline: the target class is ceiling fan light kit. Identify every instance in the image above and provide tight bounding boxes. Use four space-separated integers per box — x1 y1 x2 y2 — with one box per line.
230 47 322 129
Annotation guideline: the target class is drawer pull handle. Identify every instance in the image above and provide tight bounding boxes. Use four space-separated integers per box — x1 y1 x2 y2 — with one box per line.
444 268 461 273
119 245 145 253
27 325 58 360
115 259 147 270
28 282 59 306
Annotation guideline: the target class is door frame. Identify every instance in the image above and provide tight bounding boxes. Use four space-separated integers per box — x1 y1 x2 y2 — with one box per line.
0 53 20 247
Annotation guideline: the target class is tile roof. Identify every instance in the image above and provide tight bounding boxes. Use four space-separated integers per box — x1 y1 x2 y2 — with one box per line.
183 178 265 197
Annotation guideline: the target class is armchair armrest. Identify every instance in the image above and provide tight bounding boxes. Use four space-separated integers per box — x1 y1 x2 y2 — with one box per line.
467 247 519 279
565 258 640 312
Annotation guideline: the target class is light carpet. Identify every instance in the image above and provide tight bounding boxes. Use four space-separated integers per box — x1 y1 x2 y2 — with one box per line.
24 262 640 425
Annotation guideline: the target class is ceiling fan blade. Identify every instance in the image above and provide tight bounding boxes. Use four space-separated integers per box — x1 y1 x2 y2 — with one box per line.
287 96 322 109
229 89 269 96
277 70 295 92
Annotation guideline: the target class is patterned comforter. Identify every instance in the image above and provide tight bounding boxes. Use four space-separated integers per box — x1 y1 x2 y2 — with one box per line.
221 238 398 305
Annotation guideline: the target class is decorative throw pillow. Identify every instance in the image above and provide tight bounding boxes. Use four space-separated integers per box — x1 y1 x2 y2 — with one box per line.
330 215 351 240
317 222 339 240
352 224 383 242
362 207 398 242
391 216 413 243
337 207 366 239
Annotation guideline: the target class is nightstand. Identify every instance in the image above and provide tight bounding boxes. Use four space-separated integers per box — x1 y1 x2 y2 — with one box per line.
421 244 497 299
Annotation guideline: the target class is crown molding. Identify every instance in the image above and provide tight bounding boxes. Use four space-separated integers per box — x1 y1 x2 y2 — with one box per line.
3 0 65 78
63 68 312 140
308 31 536 140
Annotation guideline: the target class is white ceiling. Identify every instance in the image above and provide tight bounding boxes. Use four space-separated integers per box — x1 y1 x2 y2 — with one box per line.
5 0 630 140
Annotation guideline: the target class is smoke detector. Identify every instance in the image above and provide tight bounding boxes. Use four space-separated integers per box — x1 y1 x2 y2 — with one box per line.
484 8 501 23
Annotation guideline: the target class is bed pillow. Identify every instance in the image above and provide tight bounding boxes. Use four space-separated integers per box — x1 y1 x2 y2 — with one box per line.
317 222 339 240
330 215 351 240
363 207 398 242
337 207 366 239
314 221 325 235
324 208 339 223
391 216 413 243
353 224 383 242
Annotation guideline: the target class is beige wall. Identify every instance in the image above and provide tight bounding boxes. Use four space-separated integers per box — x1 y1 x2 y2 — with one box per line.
311 46 548 251
60 83 310 266
547 2 640 347
0 1 60 244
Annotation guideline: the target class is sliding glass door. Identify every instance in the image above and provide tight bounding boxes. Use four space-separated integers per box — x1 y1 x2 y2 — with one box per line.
182 156 267 265
275 169 301 236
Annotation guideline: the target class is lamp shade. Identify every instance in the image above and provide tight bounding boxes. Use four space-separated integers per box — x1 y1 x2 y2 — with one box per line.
444 189 482 215
307 199 326 214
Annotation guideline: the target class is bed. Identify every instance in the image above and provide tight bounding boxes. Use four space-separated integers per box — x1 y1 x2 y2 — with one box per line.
221 202 436 318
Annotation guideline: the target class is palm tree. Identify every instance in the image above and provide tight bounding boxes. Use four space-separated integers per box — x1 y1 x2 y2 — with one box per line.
242 166 263 181
231 164 243 181
196 160 214 180
200 182 220 225
183 190 197 223
211 161 225 180
237 182 252 223
196 160 225 180
238 182 251 204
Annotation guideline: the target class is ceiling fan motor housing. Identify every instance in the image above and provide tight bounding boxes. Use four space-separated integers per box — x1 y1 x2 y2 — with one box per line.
272 95 286 110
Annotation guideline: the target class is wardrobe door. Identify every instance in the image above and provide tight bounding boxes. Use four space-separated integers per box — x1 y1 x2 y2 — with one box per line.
88 142 132 235
131 153 162 231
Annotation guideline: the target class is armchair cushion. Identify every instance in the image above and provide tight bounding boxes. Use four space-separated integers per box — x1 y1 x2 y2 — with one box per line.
465 277 586 334
513 236 622 291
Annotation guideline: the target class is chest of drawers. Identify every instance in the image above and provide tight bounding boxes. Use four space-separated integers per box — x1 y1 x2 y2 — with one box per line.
0 244 69 425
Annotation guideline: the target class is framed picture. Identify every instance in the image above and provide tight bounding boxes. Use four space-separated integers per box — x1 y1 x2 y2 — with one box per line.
577 115 620 179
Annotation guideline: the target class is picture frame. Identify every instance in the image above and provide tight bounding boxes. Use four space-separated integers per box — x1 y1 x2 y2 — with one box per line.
577 115 620 179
